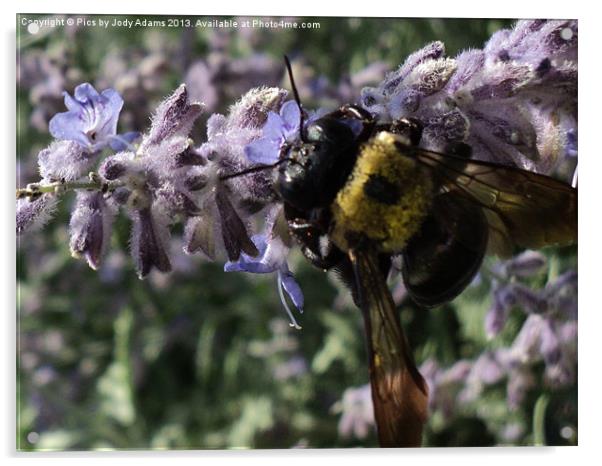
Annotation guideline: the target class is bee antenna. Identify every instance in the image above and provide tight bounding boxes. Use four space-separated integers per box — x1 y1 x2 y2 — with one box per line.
284 55 307 142
219 158 290 181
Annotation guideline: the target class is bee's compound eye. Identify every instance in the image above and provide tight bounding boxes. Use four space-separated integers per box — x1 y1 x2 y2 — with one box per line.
305 123 323 142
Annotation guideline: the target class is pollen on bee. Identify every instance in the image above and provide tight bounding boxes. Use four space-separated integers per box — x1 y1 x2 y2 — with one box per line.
330 133 433 253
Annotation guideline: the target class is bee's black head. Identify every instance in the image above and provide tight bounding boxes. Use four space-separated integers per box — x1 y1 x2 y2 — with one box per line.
276 114 360 212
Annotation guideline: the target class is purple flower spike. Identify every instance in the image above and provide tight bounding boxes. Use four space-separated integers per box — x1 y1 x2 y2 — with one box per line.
49 83 126 153
360 20 577 172
224 232 304 329
244 100 301 165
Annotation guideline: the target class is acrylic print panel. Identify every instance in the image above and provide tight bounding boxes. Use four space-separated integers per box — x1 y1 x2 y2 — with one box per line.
16 14 577 450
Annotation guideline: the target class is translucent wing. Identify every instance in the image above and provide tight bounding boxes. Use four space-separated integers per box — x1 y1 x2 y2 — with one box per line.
391 136 578 256
402 193 489 307
349 248 428 447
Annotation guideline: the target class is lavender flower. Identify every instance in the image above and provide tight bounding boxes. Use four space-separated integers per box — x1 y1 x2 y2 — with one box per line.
503 250 548 278
244 100 301 165
510 314 562 366
506 367 536 410
335 384 375 440
361 20 577 173
49 83 129 153
459 352 506 403
421 358 472 418
141 84 203 149
224 227 304 329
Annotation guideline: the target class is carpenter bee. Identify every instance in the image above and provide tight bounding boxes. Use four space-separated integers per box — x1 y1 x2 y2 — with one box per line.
228 58 577 447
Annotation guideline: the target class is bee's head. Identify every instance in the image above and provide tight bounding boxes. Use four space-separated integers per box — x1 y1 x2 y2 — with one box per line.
276 115 359 212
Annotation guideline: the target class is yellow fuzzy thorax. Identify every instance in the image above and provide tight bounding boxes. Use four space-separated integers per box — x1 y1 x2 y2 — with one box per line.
330 132 433 253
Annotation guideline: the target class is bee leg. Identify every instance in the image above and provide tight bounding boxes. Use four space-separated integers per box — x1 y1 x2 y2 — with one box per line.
334 253 392 308
287 219 346 270
444 141 472 159
386 118 423 147
332 104 374 123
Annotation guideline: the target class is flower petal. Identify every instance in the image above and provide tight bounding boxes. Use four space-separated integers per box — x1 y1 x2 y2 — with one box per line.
109 131 141 151
279 269 304 311
95 88 124 137
48 112 92 149
280 100 301 131
262 111 285 140
244 137 281 165
74 82 101 102
63 91 83 112
50 83 125 153
223 234 274 273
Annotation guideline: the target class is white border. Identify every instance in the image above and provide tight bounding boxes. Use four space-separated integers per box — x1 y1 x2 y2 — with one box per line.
4 1 600 465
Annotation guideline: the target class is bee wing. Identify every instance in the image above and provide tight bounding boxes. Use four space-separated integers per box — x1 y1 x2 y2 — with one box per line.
402 193 489 308
349 248 428 447
408 144 577 257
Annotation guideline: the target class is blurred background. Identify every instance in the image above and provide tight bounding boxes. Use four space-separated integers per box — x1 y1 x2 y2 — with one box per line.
16 15 577 450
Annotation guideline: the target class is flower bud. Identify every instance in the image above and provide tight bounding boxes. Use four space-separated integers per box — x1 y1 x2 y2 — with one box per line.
504 250 547 277
130 207 172 278
382 41 445 94
69 191 115 270
227 86 288 130
16 193 58 235
144 84 204 147
38 140 94 181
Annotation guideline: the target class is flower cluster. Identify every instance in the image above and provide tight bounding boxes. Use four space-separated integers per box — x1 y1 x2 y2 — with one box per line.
416 251 576 442
17 78 307 322
360 20 577 173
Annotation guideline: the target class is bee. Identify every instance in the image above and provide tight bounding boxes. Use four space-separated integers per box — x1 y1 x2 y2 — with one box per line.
230 58 577 447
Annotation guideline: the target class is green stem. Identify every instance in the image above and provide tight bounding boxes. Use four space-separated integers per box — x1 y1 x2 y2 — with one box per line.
16 173 123 199
533 393 550 446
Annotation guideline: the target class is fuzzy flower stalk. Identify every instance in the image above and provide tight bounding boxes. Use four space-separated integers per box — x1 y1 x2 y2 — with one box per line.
360 20 577 173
